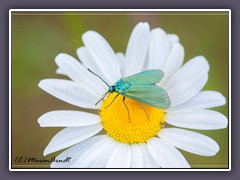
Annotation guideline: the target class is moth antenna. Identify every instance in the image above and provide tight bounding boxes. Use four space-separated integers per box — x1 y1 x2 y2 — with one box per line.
87 68 110 88
95 91 109 106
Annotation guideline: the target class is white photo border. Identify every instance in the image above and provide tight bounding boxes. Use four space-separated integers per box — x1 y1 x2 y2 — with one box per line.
9 9 231 172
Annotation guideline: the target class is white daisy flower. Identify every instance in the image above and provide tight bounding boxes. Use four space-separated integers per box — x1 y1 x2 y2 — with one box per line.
38 22 228 168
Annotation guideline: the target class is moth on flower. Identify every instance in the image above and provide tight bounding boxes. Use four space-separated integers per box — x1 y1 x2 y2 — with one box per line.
88 68 170 121
38 22 228 168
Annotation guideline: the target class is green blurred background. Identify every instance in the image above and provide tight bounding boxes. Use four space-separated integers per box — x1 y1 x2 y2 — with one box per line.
12 11 229 168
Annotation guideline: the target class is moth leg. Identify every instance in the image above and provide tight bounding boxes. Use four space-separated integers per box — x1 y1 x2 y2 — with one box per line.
139 103 150 121
123 97 131 122
105 93 120 109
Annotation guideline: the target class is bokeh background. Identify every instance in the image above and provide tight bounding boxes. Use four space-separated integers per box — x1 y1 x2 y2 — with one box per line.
11 11 229 168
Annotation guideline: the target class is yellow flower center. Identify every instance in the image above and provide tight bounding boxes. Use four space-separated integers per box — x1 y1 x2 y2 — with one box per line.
100 93 165 144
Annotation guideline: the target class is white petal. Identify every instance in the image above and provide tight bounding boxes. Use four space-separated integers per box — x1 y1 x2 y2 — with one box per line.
44 123 102 156
82 31 121 84
164 56 210 106
106 143 131 168
55 53 106 92
148 28 171 70
38 110 100 127
56 68 66 75
160 43 184 85
116 52 126 77
147 137 190 168
130 144 144 168
54 53 85 83
165 110 228 130
138 143 160 168
38 79 102 109
169 91 226 112
159 128 219 156
125 22 150 76
167 34 179 45
90 139 119 168
76 46 109 86
50 135 105 168
70 136 113 168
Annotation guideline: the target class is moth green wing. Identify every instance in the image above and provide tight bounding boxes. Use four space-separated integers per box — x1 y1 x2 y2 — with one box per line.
121 70 164 85
124 84 170 109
